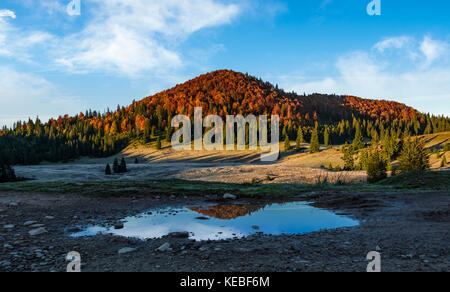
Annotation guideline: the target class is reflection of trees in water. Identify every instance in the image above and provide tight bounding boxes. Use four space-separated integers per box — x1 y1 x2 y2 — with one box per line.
187 204 269 220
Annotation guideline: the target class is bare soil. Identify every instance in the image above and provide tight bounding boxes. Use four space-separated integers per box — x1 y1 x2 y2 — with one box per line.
0 189 448 272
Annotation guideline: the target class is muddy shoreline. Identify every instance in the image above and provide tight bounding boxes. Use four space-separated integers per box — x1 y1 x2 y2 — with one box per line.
0 190 449 272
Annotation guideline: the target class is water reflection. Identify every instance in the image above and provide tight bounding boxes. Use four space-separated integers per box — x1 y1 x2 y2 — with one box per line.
71 201 358 241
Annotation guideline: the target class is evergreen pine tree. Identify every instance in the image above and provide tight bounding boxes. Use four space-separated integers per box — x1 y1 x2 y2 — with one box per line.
296 127 304 150
165 127 173 142
284 135 291 152
105 164 112 175
342 144 355 171
398 138 430 172
367 151 387 183
324 128 330 146
156 137 162 150
441 155 447 168
359 149 369 171
120 158 127 173
143 119 151 143
310 127 320 154
113 158 120 173
352 122 365 150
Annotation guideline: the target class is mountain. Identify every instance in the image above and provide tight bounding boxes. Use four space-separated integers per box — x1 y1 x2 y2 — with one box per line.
1 70 449 165
137 70 418 124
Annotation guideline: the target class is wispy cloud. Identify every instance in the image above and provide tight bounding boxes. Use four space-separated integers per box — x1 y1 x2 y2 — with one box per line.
280 35 450 116
0 9 16 19
420 36 447 66
1 0 241 76
54 0 241 76
373 36 413 53
0 66 83 127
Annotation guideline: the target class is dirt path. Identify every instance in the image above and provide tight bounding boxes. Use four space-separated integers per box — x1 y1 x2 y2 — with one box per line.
0 190 448 272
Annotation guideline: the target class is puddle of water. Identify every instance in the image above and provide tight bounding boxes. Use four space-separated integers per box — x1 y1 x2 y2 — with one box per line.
71 201 358 241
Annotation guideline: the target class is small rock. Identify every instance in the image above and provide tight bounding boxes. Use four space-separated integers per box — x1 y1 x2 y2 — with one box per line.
0 261 11 267
118 247 137 255
3 244 13 250
157 243 172 252
251 225 260 230
67 227 82 233
24 221 37 226
114 223 124 230
167 232 190 239
195 217 210 220
223 193 237 200
29 227 47 236
3 224 14 229
9 202 19 207
401 254 414 259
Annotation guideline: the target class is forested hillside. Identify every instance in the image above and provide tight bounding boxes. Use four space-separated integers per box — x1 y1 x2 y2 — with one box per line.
1 70 449 165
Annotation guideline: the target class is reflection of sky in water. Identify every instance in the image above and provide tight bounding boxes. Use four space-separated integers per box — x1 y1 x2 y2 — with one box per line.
71 202 358 241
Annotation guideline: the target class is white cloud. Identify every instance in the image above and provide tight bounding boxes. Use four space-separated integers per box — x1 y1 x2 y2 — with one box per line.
0 9 53 61
373 36 412 53
0 1 241 76
282 36 450 117
420 36 446 65
0 9 16 19
55 0 241 76
0 66 83 127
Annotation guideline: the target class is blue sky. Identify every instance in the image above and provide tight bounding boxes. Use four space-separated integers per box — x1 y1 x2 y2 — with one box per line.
0 0 449 127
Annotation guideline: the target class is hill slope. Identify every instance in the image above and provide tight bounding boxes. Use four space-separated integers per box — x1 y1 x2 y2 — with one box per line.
135 69 418 125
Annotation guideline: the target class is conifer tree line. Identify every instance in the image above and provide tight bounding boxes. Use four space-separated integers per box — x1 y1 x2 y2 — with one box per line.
0 108 448 166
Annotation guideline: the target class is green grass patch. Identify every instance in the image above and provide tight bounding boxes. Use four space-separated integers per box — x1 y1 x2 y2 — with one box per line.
377 170 450 190
0 170 447 198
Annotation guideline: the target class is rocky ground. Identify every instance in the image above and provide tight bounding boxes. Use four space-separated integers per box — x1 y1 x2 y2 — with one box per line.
0 188 449 272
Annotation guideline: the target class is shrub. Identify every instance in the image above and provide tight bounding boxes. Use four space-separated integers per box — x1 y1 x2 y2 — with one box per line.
0 164 16 183
367 151 387 183
441 155 448 168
